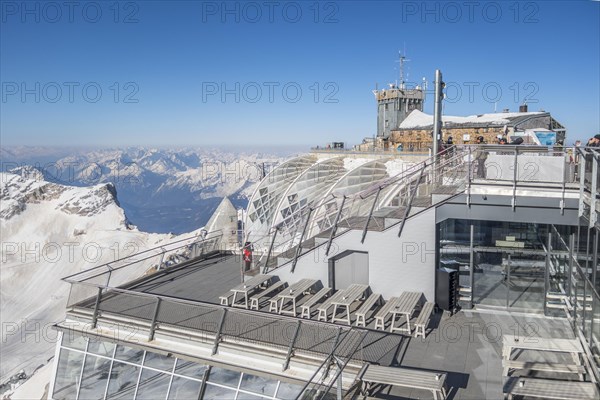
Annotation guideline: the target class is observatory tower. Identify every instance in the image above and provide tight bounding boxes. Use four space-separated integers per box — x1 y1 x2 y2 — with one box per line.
373 53 425 139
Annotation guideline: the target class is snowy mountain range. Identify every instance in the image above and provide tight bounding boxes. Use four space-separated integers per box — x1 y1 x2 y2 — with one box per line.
2 146 296 234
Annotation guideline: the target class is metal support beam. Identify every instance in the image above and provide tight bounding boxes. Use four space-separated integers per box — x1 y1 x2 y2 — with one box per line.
91 287 103 329
325 197 347 256
295 327 344 400
544 231 551 316
283 320 302 371
432 69 443 163
592 230 598 291
469 224 475 309
148 297 161 341
590 156 598 227
336 365 343 400
212 308 227 355
506 254 511 309
568 233 575 297
466 147 472 207
578 154 586 217
361 187 382 244
292 208 314 273
263 226 279 274
560 160 567 214
398 165 425 238
157 247 166 271
512 147 518 210
591 230 598 345
198 366 211 400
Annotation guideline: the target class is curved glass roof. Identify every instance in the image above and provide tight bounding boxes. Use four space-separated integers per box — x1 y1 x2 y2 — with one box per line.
245 155 316 243
271 157 346 246
245 154 419 252
307 158 392 238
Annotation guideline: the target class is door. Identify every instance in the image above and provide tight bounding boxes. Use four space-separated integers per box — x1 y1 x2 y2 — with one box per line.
328 251 369 290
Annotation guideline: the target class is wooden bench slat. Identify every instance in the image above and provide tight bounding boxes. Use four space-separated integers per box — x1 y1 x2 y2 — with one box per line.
373 297 400 330
317 290 345 321
355 293 382 327
219 291 234 306
414 302 435 338
300 287 331 318
249 281 287 310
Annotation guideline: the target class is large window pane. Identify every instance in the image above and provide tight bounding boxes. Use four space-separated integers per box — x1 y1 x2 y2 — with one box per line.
114 345 144 364
240 373 277 397
79 354 112 400
62 333 87 351
106 361 140 399
168 376 202 400
53 348 84 400
203 383 237 399
143 351 175 371
473 252 507 307
275 382 303 400
135 368 171 400
87 339 116 357
208 367 241 388
508 254 545 311
174 359 207 379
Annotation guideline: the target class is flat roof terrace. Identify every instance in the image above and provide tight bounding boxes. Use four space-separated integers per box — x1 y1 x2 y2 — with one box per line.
123 251 242 303
61 252 591 399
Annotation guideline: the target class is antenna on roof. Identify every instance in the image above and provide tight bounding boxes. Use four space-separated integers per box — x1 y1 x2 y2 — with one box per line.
395 50 410 90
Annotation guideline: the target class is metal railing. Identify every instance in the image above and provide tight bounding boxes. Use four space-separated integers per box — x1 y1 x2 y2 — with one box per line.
576 147 599 229
63 230 224 307
61 270 408 379
548 224 600 381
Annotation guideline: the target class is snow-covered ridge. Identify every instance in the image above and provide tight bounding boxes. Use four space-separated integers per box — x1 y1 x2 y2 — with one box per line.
1 172 124 222
0 172 197 388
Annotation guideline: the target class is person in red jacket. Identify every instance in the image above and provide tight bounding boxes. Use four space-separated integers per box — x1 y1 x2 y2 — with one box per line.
243 242 253 271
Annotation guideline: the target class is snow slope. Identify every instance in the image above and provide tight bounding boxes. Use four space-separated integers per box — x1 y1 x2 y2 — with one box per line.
0 172 190 387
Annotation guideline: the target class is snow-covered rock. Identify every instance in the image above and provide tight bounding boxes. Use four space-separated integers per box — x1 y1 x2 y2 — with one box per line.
0 172 211 389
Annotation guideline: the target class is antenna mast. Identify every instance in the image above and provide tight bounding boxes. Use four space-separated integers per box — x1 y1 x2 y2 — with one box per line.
396 50 410 90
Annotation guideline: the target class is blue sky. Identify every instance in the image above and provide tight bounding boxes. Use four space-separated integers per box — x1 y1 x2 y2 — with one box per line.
1 0 599 147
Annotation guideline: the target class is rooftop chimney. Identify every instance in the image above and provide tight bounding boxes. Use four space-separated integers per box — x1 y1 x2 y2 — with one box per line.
519 104 528 113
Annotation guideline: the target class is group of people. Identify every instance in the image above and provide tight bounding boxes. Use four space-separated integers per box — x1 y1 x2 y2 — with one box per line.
586 134 600 148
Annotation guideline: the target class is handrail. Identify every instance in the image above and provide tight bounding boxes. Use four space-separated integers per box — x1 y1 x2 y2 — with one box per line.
398 163 426 238
63 229 224 283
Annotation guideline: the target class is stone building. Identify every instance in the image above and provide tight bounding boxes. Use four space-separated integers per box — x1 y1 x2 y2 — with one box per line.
385 108 566 151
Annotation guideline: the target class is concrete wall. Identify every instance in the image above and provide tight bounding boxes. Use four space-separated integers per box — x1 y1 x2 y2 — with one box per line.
274 207 437 301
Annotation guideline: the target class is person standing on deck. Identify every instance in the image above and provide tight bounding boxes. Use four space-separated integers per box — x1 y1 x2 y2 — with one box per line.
243 242 253 272
474 136 487 179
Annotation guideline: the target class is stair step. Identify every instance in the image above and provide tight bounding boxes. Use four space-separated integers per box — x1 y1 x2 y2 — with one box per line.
374 207 407 219
301 237 315 248
412 197 432 207
432 184 459 194
337 216 386 231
